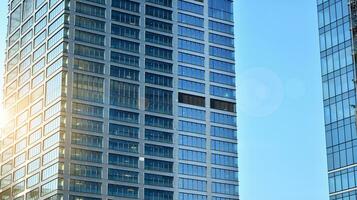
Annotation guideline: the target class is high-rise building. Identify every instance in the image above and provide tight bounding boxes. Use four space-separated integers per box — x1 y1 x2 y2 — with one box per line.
317 0 357 199
0 0 238 199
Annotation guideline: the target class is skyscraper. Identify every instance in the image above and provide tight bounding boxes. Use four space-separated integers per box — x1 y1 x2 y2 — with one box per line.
0 0 238 199
317 0 357 199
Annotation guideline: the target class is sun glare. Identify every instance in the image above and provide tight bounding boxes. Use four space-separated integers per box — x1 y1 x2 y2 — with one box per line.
0 105 8 130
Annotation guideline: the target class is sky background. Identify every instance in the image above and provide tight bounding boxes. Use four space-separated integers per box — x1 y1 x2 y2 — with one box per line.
0 0 328 200
236 0 329 200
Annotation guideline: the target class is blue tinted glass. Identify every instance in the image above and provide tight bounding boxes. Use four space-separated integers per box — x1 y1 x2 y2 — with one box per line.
178 26 204 40
211 154 238 167
210 72 235 86
179 163 207 177
208 0 233 21
179 120 206 134
212 182 239 196
212 168 238 181
209 46 235 60
211 112 236 126
211 140 237 153
179 39 204 53
211 126 237 139
179 149 206 162
179 79 205 93
178 0 204 15
209 33 234 47
179 193 207 200
210 59 235 73
210 85 236 99
178 65 205 80
209 20 234 35
178 106 206 120
179 134 206 148
178 52 205 66
179 178 207 191
178 13 204 27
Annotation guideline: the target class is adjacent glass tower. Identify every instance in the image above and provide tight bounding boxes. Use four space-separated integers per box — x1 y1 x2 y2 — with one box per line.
0 0 238 199
317 0 357 199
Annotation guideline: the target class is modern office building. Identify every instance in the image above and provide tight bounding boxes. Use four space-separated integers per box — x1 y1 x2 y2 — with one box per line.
317 0 357 199
0 0 238 199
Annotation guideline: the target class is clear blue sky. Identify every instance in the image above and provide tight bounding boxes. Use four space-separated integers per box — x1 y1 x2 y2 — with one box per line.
0 0 328 199
236 0 329 199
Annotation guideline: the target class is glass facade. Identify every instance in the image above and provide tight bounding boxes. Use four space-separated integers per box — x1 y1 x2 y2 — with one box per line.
0 0 238 199
317 0 357 199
